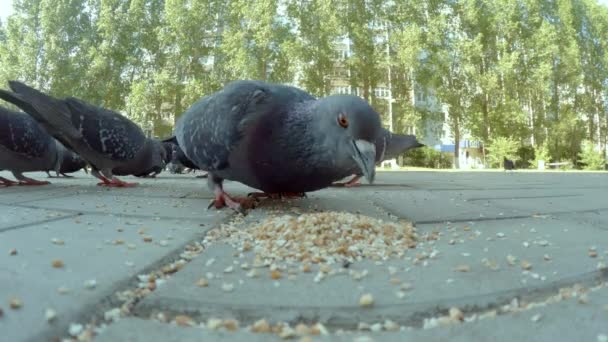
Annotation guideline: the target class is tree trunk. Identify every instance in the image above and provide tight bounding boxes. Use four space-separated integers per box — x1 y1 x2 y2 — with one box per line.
454 114 460 169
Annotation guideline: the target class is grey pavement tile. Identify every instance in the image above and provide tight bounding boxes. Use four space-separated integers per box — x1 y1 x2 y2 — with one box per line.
0 212 228 342
97 286 608 342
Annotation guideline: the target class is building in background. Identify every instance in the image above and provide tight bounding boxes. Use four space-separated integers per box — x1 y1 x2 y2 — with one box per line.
325 35 484 169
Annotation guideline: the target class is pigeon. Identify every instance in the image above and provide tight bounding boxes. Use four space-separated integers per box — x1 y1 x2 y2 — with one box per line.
45 141 88 178
161 138 208 177
0 105 61 186
334 129 424 187
133 141 174 178
0 81 167 187
173 80 382 212
504 157 515 171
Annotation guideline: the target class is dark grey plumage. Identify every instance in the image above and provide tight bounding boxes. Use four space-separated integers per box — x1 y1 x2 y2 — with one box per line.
504 157 515 171
0 81 166 187
175 80 382 211
0 106 59 185
45 140 88 177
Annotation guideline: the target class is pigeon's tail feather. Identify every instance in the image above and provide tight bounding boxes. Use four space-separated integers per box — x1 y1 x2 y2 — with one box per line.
383 134 424 161
0 88 38 114
6 81 81 140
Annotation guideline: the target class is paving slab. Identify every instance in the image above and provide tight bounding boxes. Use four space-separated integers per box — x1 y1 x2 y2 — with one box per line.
0 171 232 342
134 214 607 328
0 203 75 232
97 285 608 342
2 170 608 341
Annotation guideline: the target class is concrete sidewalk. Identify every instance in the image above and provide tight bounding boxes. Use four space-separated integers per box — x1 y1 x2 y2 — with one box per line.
0 170 607 341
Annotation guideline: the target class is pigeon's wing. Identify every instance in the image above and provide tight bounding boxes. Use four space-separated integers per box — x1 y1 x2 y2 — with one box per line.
0 107 52 159
0 81 82 141
65 98 147 161
177 80 315 171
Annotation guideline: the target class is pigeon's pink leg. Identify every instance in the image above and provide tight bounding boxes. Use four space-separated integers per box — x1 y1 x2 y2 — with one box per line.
92 169 111 186
208 188 256 213
14 173 50 186
91 169 137 187
103 177 138 188
331 175 362 187
0 176 19 187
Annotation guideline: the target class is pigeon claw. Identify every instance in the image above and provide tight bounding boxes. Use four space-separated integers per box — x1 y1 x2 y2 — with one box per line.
18 178 50 186
0 177 19 187
97 177 138 187
331 175 362 188
209 191 255 215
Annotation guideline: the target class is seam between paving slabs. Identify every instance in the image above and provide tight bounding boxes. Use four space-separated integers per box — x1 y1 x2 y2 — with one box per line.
8 203 214 223
131 268 608 330
375 198 608 225
0 213 83 233
465 194 583 202
25 212 238 342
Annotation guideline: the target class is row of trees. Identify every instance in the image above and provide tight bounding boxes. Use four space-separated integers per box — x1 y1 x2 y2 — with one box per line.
0 0 607 168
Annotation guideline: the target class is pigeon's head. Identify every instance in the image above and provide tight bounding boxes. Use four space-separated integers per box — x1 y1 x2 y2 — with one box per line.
316 95 382 183
146 139 168 172
161 141 175 165
60 151 87 174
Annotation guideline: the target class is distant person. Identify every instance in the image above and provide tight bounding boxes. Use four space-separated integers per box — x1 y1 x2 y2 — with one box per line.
503 157 515 171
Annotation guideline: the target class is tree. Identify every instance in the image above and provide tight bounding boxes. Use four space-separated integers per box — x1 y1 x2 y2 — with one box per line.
486 136 519 168
218 0 294 83
578 140 606 170
286 0 342 96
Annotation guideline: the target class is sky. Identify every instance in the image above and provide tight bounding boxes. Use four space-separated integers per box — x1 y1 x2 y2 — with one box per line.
1 0 608 22
0 0 14 21
0 0 13 21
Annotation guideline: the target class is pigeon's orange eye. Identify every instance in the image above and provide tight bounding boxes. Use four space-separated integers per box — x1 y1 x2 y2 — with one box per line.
337 114 349 128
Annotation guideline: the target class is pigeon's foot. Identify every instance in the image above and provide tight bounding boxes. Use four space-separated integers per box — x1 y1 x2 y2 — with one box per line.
97 177 138 187
208 191 256 214
60 173 74 178
0 176 19 187
18 177 50 186
247 192 307 200
331 175 362 188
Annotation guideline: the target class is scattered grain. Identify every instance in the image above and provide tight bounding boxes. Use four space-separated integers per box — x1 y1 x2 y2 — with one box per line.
454 264 471 272
45 308 57 322
9 298 22 309
51 259 64 268
359 293 374 307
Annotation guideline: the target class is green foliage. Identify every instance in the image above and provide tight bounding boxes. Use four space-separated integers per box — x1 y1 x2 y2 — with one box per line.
578 141 606 170
403 147 453 169
531 144 551 169
516 146 535 169
0 0 607 153
485 137 519 168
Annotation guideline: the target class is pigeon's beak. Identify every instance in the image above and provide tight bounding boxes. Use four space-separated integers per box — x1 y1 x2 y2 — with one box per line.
352 139 376 184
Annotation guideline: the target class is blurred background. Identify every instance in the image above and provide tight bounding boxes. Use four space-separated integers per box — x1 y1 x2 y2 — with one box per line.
0 0 607 170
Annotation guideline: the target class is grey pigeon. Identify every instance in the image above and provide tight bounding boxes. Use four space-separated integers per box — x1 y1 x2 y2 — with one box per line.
45 140 88 178
0 105 60 186
0 81 166 187
174 80 381 212
161 138 207 177
334 129 424 187
504 157 515 171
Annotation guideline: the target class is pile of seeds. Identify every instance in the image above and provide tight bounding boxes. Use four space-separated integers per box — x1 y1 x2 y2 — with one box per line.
204 211 417 266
